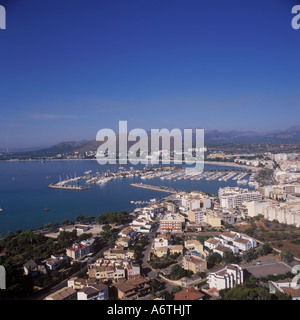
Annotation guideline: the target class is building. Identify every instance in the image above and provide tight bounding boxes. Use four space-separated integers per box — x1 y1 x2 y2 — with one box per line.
68 277 95 290
219 187 262 209
66 239 95 260
153 234 171 249
185 240 203 253
153 246 169 257
269 280 300 300
232 238 253 251
88 265 115 281
204 238 221 250
244 200 270 218
115 237 131 248
262 202 300 227
182 256 207 274
204 213 223 228
188 209 205 224
103 248 134 260
173 287 205 300
160 213 185 232
87 264 126 282
208 264 244 291
221 231 239 242
44 254 69 270
113 276 150 299
126 264 141 279
23 259 47 277
169 245 184 255
118 227 137 239
77 283 109 300
45 286 77 300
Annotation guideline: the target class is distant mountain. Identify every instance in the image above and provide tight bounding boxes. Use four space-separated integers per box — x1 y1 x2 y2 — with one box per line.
202 126 300 144
10 126 300 157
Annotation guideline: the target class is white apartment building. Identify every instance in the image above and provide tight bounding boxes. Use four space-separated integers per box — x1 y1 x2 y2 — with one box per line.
219 187 262 209
244 200 271 217
262 202 300 227
208 264 244 291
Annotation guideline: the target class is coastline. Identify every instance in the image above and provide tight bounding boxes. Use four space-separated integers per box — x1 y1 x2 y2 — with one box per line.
0 158 259 170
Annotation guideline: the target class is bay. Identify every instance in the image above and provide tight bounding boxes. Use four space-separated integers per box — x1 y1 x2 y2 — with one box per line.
0 160 248 234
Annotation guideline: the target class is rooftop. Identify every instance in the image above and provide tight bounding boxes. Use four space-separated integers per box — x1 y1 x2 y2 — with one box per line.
173 287 205 300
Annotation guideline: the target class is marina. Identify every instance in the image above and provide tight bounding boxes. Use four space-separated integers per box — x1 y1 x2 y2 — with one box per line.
0 160 254 234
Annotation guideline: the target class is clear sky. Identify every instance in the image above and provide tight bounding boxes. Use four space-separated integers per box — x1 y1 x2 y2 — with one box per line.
0 0 300 148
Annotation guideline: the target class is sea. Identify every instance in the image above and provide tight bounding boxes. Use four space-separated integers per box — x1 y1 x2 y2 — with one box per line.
0 160 250 235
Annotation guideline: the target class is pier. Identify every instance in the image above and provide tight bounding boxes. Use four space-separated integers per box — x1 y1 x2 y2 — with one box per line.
130 183 178 194
48 183 90 190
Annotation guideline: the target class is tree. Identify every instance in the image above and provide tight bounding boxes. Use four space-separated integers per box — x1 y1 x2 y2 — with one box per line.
76 215 85 222
61 219 69 225
223 250 236 264
44 222 52 229
242 248 258 263
78 233 93 241
280 250 294 263
102 224 112 232
169 265 186 280
207 252 222 267
259 242 272 256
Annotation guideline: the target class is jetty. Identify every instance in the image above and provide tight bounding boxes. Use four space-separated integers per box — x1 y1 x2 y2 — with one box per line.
48 183 90 190
130 183 178 194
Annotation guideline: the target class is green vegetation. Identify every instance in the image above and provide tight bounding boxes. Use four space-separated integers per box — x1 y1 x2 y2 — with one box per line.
280 250 294 263
167 264 193 280
206 252 223 268
255 168 275 186
220 285 273 300
150 253 180 269
96 210 128 225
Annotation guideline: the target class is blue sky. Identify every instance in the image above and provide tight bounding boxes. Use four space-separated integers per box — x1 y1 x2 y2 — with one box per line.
0 0 300 148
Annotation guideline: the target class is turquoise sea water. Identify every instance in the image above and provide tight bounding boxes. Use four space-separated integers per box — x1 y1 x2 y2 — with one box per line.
0 160 248 234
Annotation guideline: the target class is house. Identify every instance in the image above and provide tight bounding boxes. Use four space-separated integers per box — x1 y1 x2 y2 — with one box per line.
232 238 253 251
153 246 169 257
88 265 119 282
113 276 150 299
118 227 136 239
126 264 141 279
45 254 69 270
269 280 300 300
213 245 232 257
185 240 204 253
23 259 38 275
173 287 205 300
77 283 109 300
153 234 171 249
220 231 239 242
207 264 244 291
68 277 94 290
182 256 207 274
45 286 77 300
204 238 221 250
169 245 184 255
23 259 47 277
103 248 134 260
115 237 131 248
